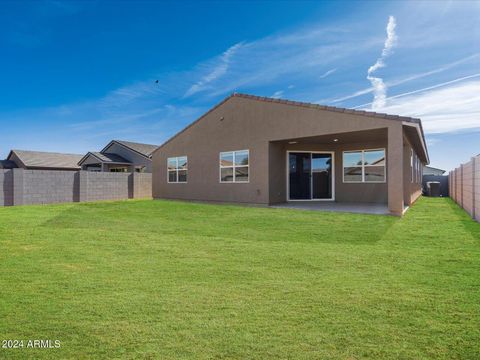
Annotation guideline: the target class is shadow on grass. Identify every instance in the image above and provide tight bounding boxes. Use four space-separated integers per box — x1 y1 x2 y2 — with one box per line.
445 197 480 242
40 199 399 246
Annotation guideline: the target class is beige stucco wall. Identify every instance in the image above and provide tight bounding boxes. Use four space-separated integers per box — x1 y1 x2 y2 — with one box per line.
403 135 423 206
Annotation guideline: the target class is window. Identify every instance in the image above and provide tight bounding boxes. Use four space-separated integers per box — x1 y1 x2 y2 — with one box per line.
417 157 421 183
411 150 414 183
220 150 249 182
416 155 419 183
343 149 385 183
167 156 187 183
411 151 422 184
110 167 128 172
415 156 418 183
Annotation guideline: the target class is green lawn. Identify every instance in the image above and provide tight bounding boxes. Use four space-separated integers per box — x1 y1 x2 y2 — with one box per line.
0 197 479 359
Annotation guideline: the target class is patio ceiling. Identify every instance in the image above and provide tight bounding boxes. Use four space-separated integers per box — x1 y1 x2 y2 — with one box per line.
272 128 388 146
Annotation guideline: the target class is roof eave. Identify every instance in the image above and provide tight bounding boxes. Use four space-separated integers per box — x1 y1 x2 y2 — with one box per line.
6 150 27 168
104 140 153 160
402 121 430 164
78 152 96 166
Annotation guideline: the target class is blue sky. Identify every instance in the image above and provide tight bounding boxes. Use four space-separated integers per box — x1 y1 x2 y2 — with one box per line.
1 0 479 171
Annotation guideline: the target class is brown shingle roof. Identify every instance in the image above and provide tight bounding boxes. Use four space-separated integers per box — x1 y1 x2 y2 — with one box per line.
8 150 83 169
233 93 421 123
111 140 158 158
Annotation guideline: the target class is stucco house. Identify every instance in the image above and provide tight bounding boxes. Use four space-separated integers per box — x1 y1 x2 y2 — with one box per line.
78 140 158 172
152 93 429 216
6 150 83 171
423 165 446 176
4 140 159 173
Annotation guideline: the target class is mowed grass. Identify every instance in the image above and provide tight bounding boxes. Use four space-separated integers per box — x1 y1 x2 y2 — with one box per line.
0 198 479 359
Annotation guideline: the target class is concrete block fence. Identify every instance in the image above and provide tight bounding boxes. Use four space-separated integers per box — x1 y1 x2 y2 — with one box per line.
0 169 151 206
449 155 479 222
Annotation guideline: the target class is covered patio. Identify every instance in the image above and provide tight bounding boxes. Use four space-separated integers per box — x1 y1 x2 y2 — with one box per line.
267 125 419 216
78 152 133 172
271 201 392 215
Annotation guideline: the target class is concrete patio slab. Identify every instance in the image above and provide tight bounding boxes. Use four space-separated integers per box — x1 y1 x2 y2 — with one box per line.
271 201 390 215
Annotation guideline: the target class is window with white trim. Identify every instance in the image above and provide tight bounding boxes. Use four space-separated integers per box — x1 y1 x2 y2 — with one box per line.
220 150 249 183
343 149 386 183
167 156 187 183
412 152 421 184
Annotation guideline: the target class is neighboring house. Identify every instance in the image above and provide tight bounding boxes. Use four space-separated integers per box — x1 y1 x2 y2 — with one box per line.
423 165 446 176
0 160 17 169
78 140 158 172
152 93 429 216
6 150 83 171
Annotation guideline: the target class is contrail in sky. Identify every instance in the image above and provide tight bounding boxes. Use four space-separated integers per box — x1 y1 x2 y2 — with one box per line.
367 16 397 109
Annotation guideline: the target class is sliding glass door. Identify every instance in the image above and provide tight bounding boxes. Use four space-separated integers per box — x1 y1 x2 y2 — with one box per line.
288 152 311 200
288 152 333 200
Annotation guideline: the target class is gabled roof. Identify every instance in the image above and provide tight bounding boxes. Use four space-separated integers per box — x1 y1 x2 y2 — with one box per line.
7 150 83 169
153 93 427 161
101 140 158 159
424 165 446 173
78 152 131 165
233 93 422 123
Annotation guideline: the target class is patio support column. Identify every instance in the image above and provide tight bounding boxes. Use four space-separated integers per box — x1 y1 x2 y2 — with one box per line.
388 125 404 216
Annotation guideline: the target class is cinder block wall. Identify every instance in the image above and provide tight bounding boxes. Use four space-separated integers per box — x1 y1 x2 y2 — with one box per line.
23 170 78 205
0 169 152 206
84 172 130 202
449 155 479 222
132 173 152 198
0 170 14 206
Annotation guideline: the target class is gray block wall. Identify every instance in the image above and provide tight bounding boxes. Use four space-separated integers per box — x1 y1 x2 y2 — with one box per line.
23 170 78 205
0 170 14 206
0 169 152 206
132 173 153 198
84 172 130 202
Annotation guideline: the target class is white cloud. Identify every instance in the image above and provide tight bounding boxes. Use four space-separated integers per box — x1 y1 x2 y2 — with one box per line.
325 53 480 105
271 90 284 98
100 80 163 108
365 80 480 134
353 73 480 109
178 25 382 100
319 68 337 79
366 16 397 109
426 137 441 146
184 42 244 97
